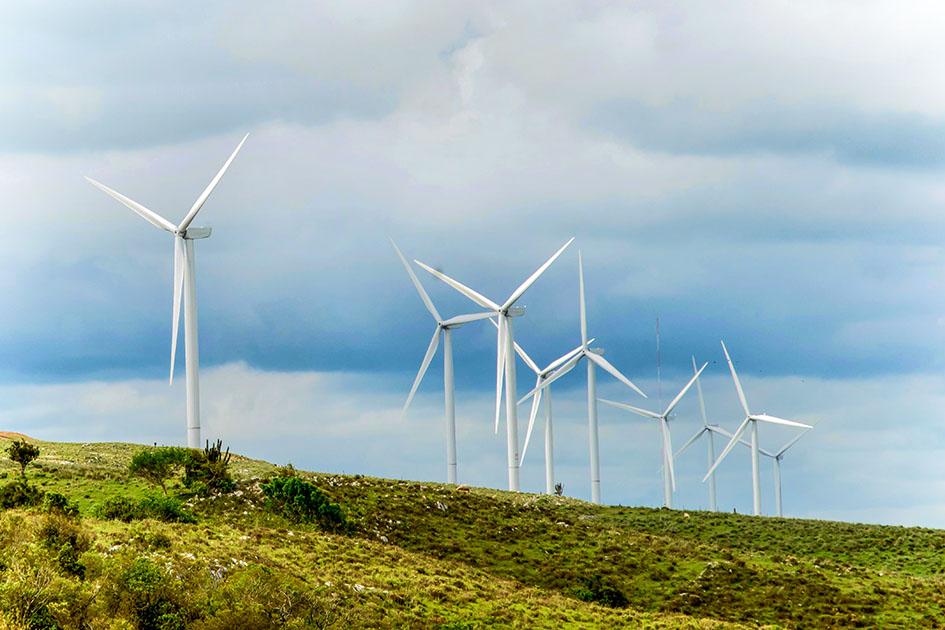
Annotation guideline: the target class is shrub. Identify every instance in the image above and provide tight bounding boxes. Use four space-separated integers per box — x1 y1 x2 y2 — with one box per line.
108 557 186 630
96 496 140 522
42 492 80 518
574 574 628 609
0 480 42 509
261 476 346 531
95 495 195 524
37 514 91 580
129 447 188 495
6 440 40 481
184 440 234 495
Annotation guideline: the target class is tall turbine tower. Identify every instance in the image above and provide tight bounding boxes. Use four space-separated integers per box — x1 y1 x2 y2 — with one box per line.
520 251 646 503
415 238 574 491
703 340 812 515
85 134 248 448
391 240 493 484
600 362 706 508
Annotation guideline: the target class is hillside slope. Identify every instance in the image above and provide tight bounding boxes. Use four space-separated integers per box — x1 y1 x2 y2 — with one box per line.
1 436 943 628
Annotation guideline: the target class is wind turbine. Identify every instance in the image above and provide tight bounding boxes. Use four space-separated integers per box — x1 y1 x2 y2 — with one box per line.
600 362 706 508
506 331 594 495
391 240 493 484
703 340 812 516
519 251 646 503
673 356 725 511
85 134 248 448
414 238 574 492
763 429 811 517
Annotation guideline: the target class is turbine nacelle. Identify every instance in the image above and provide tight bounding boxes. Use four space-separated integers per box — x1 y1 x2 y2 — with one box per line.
182 227 212 240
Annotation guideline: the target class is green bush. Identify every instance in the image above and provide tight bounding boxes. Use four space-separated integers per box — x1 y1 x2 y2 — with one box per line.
260 476 346 531
108 557 187 630
184 440 234 495
574 574 628 609
42 492 80 518
129 447 188 495
95 495 195 524
95 496 140 522
0 480 42 509
6 439 40 481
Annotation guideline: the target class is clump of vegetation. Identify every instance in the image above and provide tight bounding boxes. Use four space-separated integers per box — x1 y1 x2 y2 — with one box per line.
96 494 195 524
184 439 234 495
575 574 629 609
106 557 188 630
42 491 80 518
7 439 40 481
0 480 42 509
129 446 188 495
261 475 346 531
38 513 91 578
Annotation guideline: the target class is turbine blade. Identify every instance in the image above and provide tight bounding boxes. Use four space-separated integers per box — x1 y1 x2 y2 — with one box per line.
586 352 647 398
178 133 248 232
674 427 707 459
777 427 812 457
693 355 710 428
169 237 185 384
490 319 540 374
664 362 708 417
501 237 575 310
520 378 543 463
443 311 495 327
721 340 751 417
542 339 594 375
85 177 177 233
702 417 751 482
578 251 588 345
494 316 506 433
752 414 813 429
391 239 441 321
519 352 582 402
661 417 676 492
598 399 661 419
414 260 500 311
402 327 441 416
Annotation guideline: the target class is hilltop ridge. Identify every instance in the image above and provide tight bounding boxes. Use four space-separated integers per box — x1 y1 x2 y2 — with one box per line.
0 436 942 628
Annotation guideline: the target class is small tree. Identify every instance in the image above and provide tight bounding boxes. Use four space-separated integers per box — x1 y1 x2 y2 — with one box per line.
554 482 564 497
7 439 40 481
129 447 187 495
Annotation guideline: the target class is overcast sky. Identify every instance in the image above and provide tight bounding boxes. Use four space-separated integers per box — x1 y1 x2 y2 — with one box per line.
2 1 945 526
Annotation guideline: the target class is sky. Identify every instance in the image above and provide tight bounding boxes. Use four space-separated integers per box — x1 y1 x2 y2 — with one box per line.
2 1 945 526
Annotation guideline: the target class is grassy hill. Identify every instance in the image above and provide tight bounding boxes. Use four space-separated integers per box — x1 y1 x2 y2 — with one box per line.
0 435 943 628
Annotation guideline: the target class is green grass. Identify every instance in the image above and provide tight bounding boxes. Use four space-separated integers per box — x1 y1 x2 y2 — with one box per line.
1 436 943 628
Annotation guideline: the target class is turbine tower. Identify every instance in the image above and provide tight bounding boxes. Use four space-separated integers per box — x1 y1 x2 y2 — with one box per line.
600 362 706 508
520 251 646 503
508 332 593 494
703 340 812 516
85 134 248 448
391 240 493 484
415 238 574 491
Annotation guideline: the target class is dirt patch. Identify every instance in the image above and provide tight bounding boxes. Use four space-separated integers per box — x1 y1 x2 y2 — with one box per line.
0 432 35 442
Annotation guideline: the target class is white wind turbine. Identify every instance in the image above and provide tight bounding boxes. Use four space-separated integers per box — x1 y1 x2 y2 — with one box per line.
519 251 646 504
673 355 728 511
599 362 706 508
703 340 812 516
505 331 594 495
85 134 248 448
761 429 811 517
391 240 494 484
415 238 574 492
